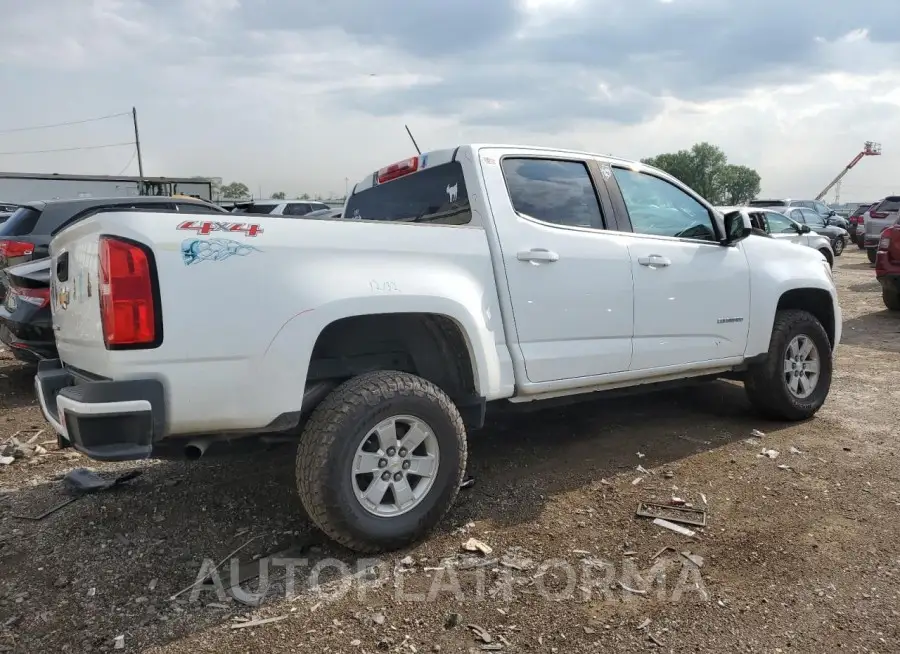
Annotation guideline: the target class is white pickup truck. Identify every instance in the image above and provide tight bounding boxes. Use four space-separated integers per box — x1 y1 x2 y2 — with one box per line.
36 144 840 552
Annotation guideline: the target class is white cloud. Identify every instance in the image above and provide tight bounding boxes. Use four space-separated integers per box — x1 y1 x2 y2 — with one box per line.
0 0 897 203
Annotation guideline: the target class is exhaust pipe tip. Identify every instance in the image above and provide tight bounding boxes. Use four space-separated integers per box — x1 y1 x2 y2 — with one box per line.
184 438 212 460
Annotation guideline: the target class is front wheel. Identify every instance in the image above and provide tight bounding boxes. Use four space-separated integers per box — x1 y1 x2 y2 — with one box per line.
744 309 832 421
296 370 467 553
884 289 900 311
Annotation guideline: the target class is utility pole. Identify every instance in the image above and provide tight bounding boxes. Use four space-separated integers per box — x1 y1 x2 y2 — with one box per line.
132 107 145 194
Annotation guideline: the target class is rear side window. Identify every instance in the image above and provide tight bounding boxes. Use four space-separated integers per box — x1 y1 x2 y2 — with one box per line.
749 200 785 208
0 206 42 237
501 158 604 229
875 198 900 213
235 204 277 215
851 205 870 217
344 162 471 225
176 202 224 214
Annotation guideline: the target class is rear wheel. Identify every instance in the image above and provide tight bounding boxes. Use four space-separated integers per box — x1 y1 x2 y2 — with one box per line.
296 370 467 553
832 238 844 256
857 237 866 249
867 248 877 263
744 310 832 421
819 249 834 269
884 289 900 311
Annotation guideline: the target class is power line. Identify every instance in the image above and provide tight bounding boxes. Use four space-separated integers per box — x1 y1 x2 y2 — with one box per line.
116 149 137 175
0 111 131 135
0 142 134 156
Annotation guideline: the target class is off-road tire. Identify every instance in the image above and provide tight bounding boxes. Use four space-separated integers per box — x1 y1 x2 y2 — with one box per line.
883 289 900 311
867 248 877 263
744 309 832 421
296 370 467 553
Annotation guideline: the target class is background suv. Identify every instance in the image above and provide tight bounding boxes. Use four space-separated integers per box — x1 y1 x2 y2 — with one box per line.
862 197 900 263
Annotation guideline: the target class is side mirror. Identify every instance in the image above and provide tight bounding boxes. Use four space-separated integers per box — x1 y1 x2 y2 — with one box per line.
721 210 752 245
800 224 811 233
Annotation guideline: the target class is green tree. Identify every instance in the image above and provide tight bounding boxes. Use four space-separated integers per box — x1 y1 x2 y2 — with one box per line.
641 142 760 205
299 193 310 200
221 182 250 199
719 164 761 205
270 191 286 200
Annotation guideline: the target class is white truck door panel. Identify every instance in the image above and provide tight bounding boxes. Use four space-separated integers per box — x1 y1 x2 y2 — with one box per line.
479 152 634 383
606 165 751 371
628 239 750 369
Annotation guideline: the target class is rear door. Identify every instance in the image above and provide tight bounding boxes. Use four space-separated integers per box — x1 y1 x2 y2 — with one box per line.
478 151 635 382
604 165 750 371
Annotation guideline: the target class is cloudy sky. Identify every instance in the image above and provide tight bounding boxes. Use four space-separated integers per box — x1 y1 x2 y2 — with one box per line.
0 0 898 201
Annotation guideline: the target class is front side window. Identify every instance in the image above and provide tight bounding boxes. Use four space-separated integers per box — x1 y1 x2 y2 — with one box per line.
500 158 604 229
802 209 826 227
764 211 797 234
234 203 277 215
612 167 716 241
789 209 805 223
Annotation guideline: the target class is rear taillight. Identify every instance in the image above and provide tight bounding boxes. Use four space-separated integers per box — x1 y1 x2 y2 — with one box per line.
98 236 158 348
10 286 49 308
0 240 34 258
879 236 891 250
870 211 888 219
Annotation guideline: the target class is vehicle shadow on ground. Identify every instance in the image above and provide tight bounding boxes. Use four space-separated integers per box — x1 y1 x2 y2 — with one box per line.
848 281 881 293
840 260 876 272
841 310 900 353
0 379 794 651
0 363 40 411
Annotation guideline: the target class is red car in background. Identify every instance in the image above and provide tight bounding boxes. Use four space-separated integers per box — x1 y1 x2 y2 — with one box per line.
875 220 900 311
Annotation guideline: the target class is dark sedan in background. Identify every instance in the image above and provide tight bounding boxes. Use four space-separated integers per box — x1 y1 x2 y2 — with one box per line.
776 206 851 256
0 196 226 363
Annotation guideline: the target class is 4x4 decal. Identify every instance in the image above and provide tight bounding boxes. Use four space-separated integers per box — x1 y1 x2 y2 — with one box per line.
177 221 263 237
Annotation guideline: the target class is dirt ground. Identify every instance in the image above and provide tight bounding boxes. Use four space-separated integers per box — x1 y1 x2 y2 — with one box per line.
1 247 899 654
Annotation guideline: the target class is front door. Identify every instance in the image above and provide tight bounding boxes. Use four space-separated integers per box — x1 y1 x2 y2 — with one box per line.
479 152 635 383
605 165 751 371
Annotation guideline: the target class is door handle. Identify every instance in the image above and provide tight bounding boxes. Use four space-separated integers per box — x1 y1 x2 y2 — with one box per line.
637 254 671 267
517 248 559 263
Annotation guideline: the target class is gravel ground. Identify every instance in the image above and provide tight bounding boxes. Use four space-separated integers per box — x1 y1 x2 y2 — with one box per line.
1 248 898 653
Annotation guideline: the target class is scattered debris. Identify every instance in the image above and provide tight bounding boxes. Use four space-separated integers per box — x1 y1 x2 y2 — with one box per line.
759 449 779 459
170 535 264 600
148 579 158 592
700 493 708 506
468 624 493 643
651 518 696 538
12 497 79 521
616 581 646 595
648 633 664 647
663 470 675 479
790 446 804 455
636 502 707 527
583 626 596 634
679 552 704 568
636 452 645 459
113 634 125 649
636 465 652 476
751 429 766 439
399 555 415 567
230 615 288 630
444 613 461 629
462 538 493 556
670 496 686 505
460 476 476 490
637 618 651 630
63 468 142 493
0 456 14 466
777 464 793 472
632 477 643 485
650 546 674 561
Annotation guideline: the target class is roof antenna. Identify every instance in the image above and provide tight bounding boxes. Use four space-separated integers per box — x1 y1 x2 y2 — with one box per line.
404 124 422 155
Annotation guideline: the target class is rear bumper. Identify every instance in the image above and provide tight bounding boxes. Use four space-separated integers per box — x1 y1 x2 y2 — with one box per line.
0 323 56 362
34 359 167 462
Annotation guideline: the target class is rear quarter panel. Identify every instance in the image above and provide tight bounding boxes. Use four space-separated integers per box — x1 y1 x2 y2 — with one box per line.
50 212 512 434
